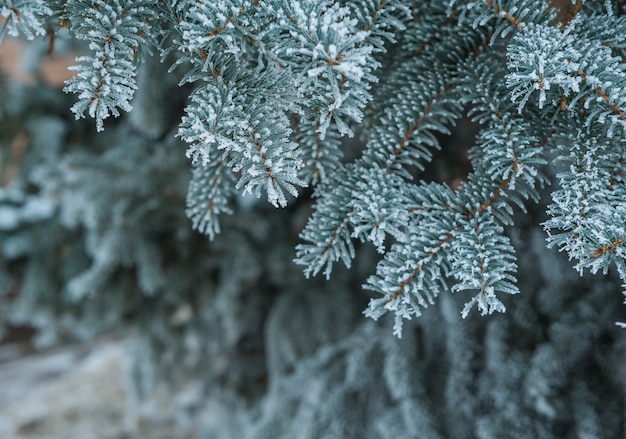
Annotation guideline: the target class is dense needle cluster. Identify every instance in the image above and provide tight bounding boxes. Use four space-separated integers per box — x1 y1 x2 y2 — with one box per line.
2 0 626 335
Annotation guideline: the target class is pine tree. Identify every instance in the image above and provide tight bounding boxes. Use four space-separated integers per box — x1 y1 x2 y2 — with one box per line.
1 0 625 437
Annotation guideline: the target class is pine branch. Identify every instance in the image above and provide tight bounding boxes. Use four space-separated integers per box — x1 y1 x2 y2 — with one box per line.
294 165 359 278
0 0 51 42
292 114 342 184
544 125 626 277
186 160 235 240
63 0 156 131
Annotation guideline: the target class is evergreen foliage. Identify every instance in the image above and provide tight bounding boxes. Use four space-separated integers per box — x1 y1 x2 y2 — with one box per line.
1 0 626 437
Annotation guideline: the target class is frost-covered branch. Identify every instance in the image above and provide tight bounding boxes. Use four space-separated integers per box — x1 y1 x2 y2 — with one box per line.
64 0 156 131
